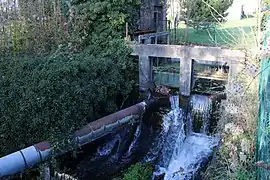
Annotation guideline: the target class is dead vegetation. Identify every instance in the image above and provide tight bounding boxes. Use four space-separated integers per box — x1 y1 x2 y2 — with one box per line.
203 51 259 179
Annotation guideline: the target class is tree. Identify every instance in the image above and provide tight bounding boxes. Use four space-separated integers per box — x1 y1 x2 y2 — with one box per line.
264 0 270 8
182 0 233 25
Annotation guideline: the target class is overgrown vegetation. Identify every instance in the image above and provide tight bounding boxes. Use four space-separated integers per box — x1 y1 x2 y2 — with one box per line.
203 78 258 179
0 0 140 156
114 163 154 180
261 10 270 31
202 7 262 180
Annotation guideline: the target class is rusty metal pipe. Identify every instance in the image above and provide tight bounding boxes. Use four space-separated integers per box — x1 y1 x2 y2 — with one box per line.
74 102 146 139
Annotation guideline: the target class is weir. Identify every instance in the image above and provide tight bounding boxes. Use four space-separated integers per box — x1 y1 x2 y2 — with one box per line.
1 29 246 178
128 33 243 179
130 43 246 103
0 0 244 179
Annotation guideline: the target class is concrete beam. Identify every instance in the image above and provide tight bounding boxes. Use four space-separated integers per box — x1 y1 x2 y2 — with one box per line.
130 44 245 63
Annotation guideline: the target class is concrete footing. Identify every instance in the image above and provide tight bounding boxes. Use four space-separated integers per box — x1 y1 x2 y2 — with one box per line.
179 94 190 113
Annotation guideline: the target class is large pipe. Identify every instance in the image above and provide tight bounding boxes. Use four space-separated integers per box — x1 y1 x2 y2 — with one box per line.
0 102 147 178
74 102 146 145
0 141 51 177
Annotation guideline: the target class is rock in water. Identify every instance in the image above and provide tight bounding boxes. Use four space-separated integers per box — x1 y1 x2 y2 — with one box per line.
155 85 171 96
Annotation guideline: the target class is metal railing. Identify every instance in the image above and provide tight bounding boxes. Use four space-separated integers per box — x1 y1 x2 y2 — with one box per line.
138 31 170 44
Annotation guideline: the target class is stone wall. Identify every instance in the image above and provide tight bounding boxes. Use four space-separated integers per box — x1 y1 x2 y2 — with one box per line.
139 0 166 32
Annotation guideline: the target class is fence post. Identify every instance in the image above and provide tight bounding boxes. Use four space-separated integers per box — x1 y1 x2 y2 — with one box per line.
256 14 270 180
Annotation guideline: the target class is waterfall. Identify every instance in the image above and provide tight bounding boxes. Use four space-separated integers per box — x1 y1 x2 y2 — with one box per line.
163 133 219 179
96 134 121 156
190 95 212 134
152 95 219 180
124 122 142 157
143 96 184 165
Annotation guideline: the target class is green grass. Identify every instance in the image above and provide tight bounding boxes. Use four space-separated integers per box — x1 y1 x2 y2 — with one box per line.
171 18 258 48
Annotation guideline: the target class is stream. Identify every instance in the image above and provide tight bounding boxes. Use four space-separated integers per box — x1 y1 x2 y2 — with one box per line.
61 94 220 180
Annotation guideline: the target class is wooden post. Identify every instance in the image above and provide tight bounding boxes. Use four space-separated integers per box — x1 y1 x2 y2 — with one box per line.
125 22 130 41
126 22 128 39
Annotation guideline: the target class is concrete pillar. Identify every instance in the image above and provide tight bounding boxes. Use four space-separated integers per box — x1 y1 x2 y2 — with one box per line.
227 62 243 92
139 55 154 92
179 94 190 112
179 56 193 97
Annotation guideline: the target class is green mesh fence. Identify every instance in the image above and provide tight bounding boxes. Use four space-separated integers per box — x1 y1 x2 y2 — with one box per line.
171 18 256 47
257 16 270 180
171 22 218 45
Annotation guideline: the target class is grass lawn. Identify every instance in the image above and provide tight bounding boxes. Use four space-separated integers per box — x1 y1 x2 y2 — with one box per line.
171 18 258 48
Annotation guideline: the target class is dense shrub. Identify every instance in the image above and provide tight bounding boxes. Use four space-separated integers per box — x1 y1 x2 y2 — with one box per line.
122 163 153 180
0 39 136 155
0 0 140 156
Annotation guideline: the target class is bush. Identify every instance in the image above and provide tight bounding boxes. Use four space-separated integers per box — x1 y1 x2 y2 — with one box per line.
122 163 153 180
237 168 255 180
0 40 136 155
202 55 258 179
0 0 140 156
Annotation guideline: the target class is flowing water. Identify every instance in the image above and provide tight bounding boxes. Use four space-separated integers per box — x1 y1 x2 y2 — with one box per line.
190 95 212 134
152 95 219 180
61 94 219 180
96 135 121 157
